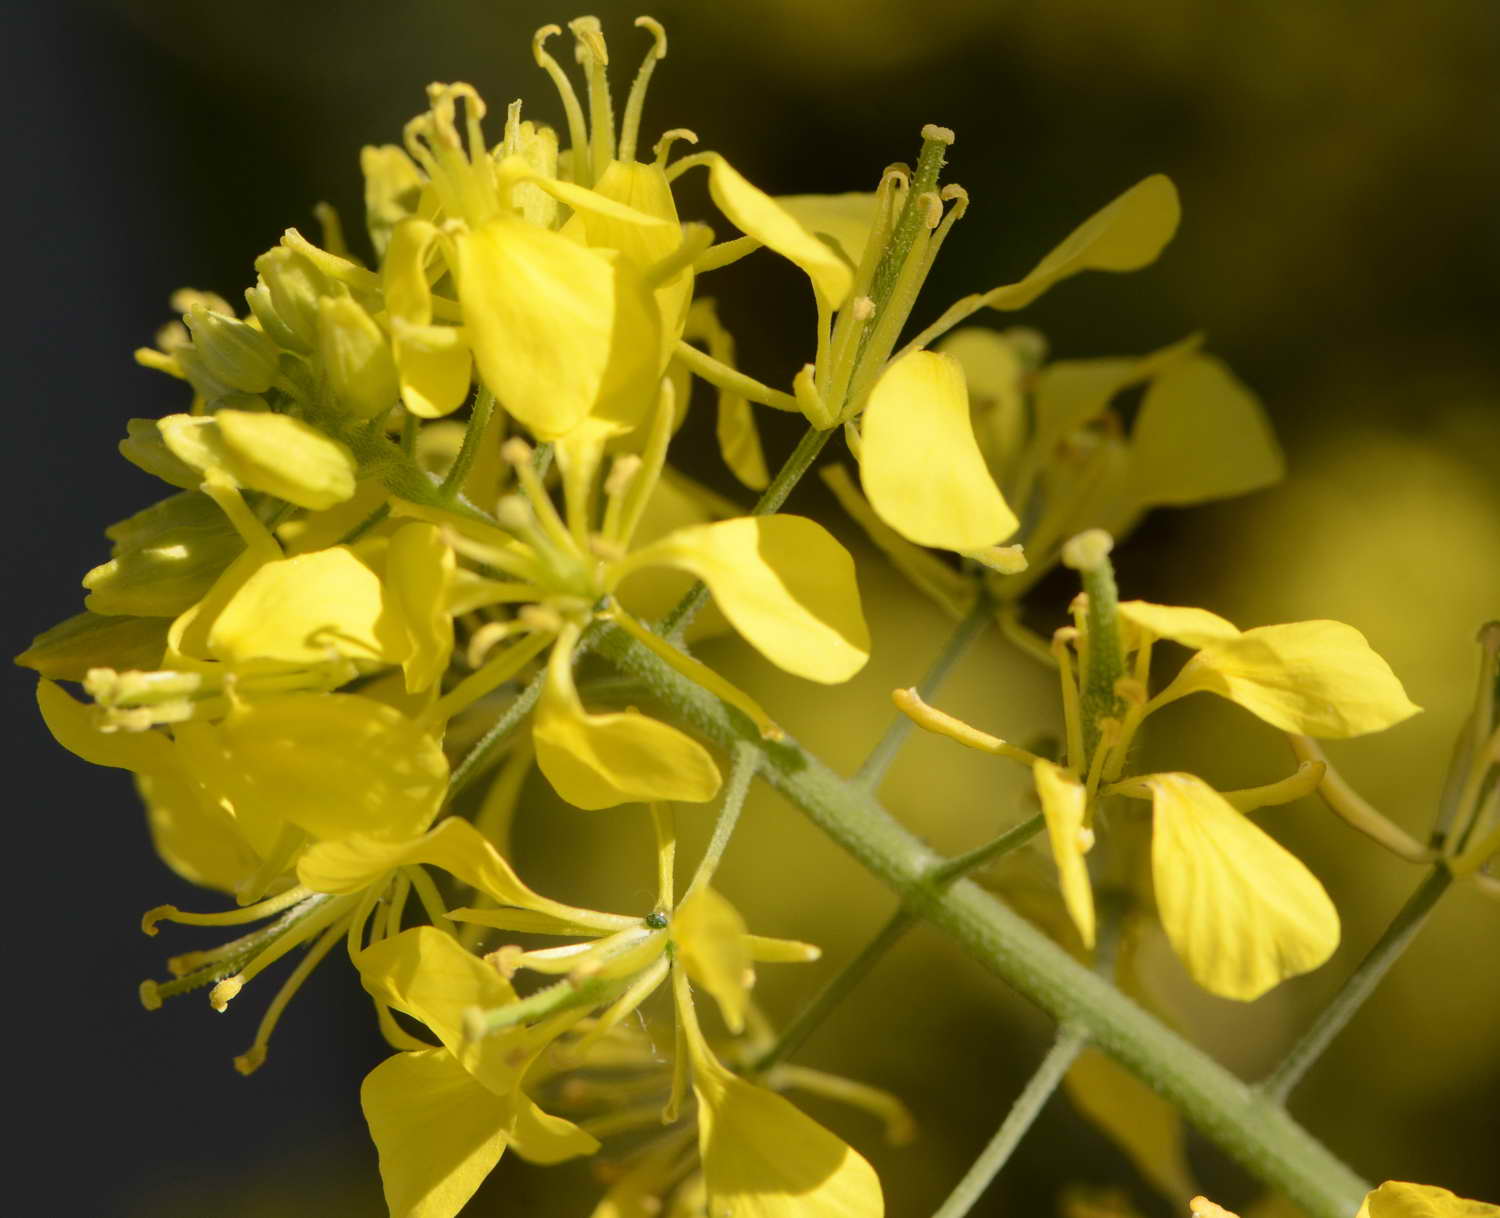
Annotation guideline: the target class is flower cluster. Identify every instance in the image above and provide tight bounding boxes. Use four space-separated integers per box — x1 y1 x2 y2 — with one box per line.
19 13 1484 1218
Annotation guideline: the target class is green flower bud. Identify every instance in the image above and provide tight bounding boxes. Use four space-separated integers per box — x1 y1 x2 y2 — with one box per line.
248 246 328 353
182 305 280 394
318 294 399 419
82 491 244 617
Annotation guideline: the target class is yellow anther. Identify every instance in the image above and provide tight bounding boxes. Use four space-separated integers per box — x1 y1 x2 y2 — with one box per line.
1190 1198 1239 1218
209 975 243 1012
605 454 643 499
501 436 533 466
139 980 163 1012
851 296 876 321
486 944 525 979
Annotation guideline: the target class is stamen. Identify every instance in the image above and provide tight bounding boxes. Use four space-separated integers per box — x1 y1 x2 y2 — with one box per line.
565 956 671 1060
503 438 584 559
233 918 346 1075
654 128 699 173
427 629 554 726
618 17 667 163
1051 628 1086 774
603 383 673 548
766 1063 916 1145
143 886 312 937
465 618 533 670
891 687 1040 767
208 893 354 1011
569 16 616 176
533 24 594 185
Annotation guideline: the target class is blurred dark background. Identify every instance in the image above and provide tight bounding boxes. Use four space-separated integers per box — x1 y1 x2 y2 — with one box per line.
5 1 1498 1214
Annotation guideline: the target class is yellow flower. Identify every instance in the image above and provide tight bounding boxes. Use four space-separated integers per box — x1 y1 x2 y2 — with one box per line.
895 534 1418 999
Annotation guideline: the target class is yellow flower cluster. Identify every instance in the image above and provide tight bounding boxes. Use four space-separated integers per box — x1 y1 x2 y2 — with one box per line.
19 12 1481 1218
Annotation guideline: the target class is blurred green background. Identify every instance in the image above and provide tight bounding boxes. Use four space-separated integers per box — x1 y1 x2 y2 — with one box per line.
7 1 1498 1214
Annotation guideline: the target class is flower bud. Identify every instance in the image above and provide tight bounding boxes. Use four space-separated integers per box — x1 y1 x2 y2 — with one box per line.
318 295 399 419
247 246 328 353
182 305 280 394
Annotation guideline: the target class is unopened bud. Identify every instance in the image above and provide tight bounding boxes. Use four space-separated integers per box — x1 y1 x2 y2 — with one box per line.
318 295 398 419
183 305 279 394
249 246 328 353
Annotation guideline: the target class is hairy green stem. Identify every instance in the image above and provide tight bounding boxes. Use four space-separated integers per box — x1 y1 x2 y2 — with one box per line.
930 1025 1088 1218
438 388 495 499
684 741 759 899
1260 863 1454 1104
592 622 1371 1218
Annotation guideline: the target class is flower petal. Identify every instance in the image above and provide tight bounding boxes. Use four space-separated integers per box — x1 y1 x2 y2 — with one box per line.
985 175 1180 311
1357 1183 1500 1218
179 693 448 843
455 217 660 439
298 818 614 933
691 1036 884 1218
627 516 869 683
533 642 722 810
361 1048 512 1218
1127 355 1284 507
701 155 853 309
1147 772 1339 1001
1033 760 1096 949
207 547 409 668
1160 621 1421 738
386 523 456 693
1117 601 1241 650
774 192 880 266
674 887 754 1034
860 350 1018 552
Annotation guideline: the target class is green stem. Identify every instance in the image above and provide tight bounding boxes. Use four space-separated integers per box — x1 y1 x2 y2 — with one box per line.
659 424 833 640
928 814 1044 885
930 1025 1089 1218
591 622 1371 1218
1260 863 1454 1104
854 587 992 790
438 388 495 500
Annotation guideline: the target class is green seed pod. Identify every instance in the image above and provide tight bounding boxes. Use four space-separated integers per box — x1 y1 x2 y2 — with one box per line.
182 305 280 394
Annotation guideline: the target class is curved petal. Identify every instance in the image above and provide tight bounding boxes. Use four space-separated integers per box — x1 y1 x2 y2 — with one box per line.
1358 1183 1500 1218
1147 772 1339 1001
386 523 456 693
1128 355 1284 507
207 547 409 667
361 1048 512 1218
139 768 260 896
985 175 1181 311
1159 621 1421 738
181 693 448 843
701 154 853 309
455 217 660 439
627 516 869 683
673 887 753 1034
36 678 176 774
1117 601 1240 650
860 350 1018 552
533 641 722 810
775 192 880 266
1033 760 1096 949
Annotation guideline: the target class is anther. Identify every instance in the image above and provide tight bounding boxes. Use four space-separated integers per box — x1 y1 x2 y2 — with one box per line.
209 975 243 1013
501 436 534 466
918 192 944 228
851 296 876 322
496 495 533 533
605 454 643 499
139 980 163 1012
487 944 525 979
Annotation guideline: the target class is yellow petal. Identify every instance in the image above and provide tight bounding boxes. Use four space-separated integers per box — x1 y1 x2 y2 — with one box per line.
860 350 1018 552
533 641 722 810
386 523 456 693
985 175 1180 311
182 694 448 843
1064 1049 1195 1205
361 1048 512 1218
1128 356 1284 506
219 410 359 509
506 1095 600 1166
626 516 869 683
774 192 880 266
1146 773 1339 1001
938 328 1028 479
138 768 259 896
36 678 175 774
385 219 473 420
1160 621 1422 738
1117 600 1241 650
701 154 853 309
673 887 754 1034
689 1030 884 1218
454 217 660 439
1033 760 1097 949
1357 1182 1500 1218
207 547 409 668
298 818 614 933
